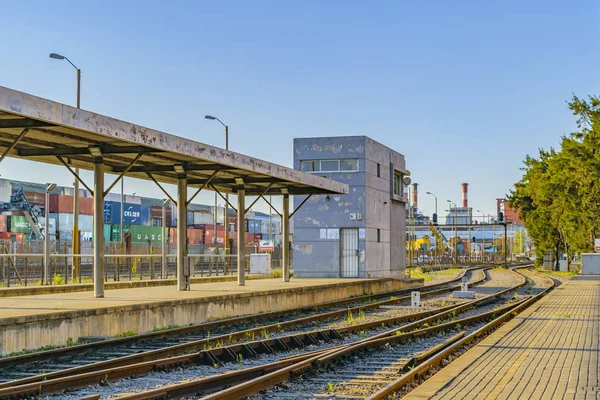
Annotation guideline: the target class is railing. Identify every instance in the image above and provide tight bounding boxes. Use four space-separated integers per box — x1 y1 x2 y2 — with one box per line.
0 253 258 287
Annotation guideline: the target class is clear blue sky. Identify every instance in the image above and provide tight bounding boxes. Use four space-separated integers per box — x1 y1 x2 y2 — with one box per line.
1 0 598 218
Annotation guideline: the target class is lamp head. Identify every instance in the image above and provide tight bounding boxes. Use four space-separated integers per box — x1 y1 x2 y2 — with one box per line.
204 115 217 120
46 183 57 192
49 53 65 60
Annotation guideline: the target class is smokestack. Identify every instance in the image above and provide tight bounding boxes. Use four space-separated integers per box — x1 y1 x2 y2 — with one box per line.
461 183 468 207
412 183 418 209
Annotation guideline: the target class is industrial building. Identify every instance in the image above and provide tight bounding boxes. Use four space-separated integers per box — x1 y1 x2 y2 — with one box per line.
292 136 409 278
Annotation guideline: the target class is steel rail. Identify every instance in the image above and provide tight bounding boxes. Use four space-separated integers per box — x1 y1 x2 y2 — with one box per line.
0 266 484 375
197 273 531 400
366 268 555 399
0 270 497 398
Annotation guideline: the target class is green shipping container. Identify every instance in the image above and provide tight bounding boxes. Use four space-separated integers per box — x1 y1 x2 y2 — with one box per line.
10 216 31 233
104 224 111 242
130 226 165 243
110 224 131 242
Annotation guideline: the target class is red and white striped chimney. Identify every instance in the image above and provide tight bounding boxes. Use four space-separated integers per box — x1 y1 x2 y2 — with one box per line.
412 183 418 209
461 183 469 207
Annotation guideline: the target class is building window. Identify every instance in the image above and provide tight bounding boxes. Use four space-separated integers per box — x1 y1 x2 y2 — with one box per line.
300 160 320 172
320 160 339 172
377 163 380 178
377 229 381 243
340 159 358 171
300 159 358 173
393 171 402 195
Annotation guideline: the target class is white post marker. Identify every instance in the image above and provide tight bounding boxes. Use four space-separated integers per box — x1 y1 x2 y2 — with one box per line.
411 291 421 307
461 282 468 291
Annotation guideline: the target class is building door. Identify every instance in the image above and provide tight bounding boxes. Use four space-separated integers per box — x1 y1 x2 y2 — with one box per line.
340 228 359 277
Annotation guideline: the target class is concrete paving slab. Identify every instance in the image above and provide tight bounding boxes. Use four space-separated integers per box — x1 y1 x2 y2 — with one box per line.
0 278 372 320
406 275 600 400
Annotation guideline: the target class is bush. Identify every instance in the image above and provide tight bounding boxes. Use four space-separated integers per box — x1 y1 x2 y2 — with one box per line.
270 269 282 278
53 273 65 285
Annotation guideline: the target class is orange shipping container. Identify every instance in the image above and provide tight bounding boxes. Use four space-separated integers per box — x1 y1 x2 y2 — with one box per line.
23 191 45 206
169 228 205 244
57 195 94 215
0 214 6 232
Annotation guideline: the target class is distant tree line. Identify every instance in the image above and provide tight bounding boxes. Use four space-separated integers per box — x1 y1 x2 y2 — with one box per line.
508 95 600 264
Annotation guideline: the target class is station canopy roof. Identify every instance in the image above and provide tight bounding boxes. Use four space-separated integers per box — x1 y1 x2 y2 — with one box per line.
0 86 348 196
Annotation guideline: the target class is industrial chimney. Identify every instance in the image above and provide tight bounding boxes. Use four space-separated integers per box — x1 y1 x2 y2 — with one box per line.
412 183 419 209
461 183 468 207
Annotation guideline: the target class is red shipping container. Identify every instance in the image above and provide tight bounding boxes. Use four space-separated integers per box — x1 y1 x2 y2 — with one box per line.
0 215 6 232
49 194 59 213
0 232 24 241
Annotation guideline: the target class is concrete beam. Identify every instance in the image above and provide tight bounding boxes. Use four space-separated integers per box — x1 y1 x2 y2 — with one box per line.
93 160 105 298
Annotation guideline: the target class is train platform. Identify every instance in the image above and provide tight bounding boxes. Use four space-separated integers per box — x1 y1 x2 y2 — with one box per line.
0 276 419 355
406 275 600 399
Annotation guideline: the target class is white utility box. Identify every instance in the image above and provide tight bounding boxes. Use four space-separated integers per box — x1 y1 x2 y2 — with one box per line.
411 291 420 307
249 253 271 274
581 253 600 275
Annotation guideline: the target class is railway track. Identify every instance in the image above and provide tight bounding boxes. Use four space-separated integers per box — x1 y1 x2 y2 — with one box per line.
62 266 548 400
0 266 534 399
0 268 487 389
158 267 549 400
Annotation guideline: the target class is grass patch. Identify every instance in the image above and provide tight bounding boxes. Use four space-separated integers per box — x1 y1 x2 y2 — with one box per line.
115 330 137 338
535 269 577 277
409 267 462 282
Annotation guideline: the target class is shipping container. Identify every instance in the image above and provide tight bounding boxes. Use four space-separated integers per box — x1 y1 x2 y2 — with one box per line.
56 194 94 215
10 216 30 233
194 211 213 225
58 213 93 232
0 214 6 232
104 224 111 242
130 225 165 243
110 202 151 225
23 191 44 206
110 224 131 242
0 232 24 241
187 211 194 225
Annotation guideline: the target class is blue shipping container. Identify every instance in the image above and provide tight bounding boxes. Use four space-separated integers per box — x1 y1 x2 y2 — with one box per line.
187 212 194 225
103 201 111 224
110 202 151 225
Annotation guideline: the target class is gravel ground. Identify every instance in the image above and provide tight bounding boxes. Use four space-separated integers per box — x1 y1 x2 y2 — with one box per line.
422 268 467 285
471 268 523 296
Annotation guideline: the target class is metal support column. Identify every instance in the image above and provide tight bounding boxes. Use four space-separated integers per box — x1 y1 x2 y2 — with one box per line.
93 160 105 298
504 223 508 265
177 176 189 290
73 169 80 282
237 188 246 286
282 194 290 282
43 190 50 285
161 200 167 279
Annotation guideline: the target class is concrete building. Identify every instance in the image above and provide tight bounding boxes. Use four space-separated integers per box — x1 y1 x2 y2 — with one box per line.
292 136 410 278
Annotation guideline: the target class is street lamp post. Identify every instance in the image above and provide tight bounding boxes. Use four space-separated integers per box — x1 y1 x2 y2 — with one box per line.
44 183 57 285
205 115 229 258
49 53 81 281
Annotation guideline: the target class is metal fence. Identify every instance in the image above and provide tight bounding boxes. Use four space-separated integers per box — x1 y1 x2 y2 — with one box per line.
0 240 284 287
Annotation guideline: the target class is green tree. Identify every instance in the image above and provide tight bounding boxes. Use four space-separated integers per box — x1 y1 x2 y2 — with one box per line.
509 95 600 265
